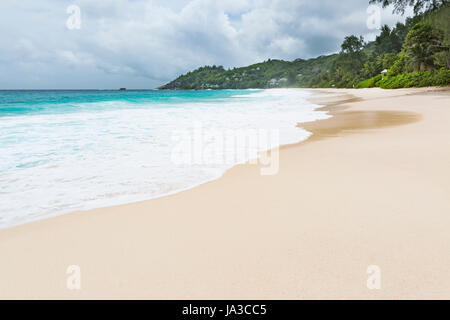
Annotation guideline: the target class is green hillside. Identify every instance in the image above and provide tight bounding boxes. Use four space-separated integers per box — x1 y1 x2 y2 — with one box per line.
159 1 449 90
158 55 339 90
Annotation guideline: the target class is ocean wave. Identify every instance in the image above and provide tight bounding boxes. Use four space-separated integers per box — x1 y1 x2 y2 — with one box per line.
0 89 329 228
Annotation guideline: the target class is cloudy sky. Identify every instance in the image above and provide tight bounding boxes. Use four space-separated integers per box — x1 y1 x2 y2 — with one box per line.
0 0 413 89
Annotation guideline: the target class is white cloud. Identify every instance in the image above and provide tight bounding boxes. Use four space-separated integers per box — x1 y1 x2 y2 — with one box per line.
0 0 413 89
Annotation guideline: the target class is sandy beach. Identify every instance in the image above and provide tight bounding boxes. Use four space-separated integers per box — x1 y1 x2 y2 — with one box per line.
1 87 449 299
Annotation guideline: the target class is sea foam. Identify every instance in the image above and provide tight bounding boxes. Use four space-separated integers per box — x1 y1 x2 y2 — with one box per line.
0 89 329 228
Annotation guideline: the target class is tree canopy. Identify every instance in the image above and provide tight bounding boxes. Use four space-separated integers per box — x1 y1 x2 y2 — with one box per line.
369 0 449 14
403 22 445 71
340 35 365 54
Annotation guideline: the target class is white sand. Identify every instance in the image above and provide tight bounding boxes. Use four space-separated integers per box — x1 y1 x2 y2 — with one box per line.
0 87 449 299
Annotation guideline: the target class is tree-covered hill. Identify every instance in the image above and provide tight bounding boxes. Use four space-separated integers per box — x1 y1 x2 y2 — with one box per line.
158 55 339 90
159 1 449 90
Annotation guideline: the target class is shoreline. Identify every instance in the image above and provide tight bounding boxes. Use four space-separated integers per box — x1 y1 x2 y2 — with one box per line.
1 87 449 299
0 88 323 231
300 90 422 144
0 88 436 231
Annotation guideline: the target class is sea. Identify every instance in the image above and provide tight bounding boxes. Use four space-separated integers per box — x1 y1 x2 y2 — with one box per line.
0 89 330 228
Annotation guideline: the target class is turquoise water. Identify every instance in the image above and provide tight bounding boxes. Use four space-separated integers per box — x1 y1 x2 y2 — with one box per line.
0 89 253 117
0 89 329 228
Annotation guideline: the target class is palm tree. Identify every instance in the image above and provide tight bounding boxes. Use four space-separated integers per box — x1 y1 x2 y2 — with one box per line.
403 22 444 71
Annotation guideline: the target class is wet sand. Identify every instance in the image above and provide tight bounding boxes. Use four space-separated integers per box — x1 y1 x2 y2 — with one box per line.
0 87 449 299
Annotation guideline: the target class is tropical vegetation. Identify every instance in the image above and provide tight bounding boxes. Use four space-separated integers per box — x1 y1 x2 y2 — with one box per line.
159 1 449 90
